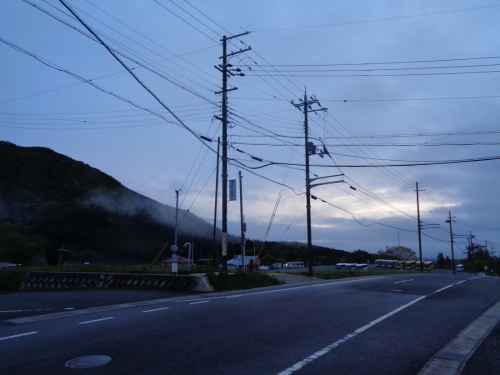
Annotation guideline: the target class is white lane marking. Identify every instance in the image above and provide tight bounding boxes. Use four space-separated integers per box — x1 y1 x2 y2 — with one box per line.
1 309 51 313
226 295 243 299
394 279 414 284
0 331 38 341
143 307 169 313
277 279 471 375
176 276 388 304
190 300 209 305
78 317 114 325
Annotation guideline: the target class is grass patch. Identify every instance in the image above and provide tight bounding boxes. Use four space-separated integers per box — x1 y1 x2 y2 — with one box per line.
206 271 284 292
0 268 27 292
300 269 403 280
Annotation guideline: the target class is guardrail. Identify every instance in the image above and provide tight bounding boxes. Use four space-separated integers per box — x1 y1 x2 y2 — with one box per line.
19 271 214 292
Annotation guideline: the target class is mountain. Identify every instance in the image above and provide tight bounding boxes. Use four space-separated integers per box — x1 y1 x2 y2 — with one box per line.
0 141 217 264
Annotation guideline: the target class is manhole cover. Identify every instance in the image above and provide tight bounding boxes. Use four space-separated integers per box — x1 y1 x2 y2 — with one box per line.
65 355 111 369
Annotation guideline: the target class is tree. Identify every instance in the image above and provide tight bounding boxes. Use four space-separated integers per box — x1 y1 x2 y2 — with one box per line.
436 252 446 268
343 249 374 264
378 246 416 261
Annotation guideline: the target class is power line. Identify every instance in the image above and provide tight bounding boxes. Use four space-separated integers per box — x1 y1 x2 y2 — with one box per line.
254 4 500 32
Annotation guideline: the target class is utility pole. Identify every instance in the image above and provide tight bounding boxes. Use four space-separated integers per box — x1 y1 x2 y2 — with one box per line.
469 231 476 274
292 89 327 277
215 32 250 271
239 171 245 271
446 211 456 274
212 137 220 268
171 189 180 275
415 182 424 273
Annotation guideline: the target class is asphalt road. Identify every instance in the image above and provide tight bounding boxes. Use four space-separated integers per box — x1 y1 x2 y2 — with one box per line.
0 289 200 321
1 273 499 375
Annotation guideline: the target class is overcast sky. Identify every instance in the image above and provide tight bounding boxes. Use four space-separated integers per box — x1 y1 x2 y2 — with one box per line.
2 0 500 260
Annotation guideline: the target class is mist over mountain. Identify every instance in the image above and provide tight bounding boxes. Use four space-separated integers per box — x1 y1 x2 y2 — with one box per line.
0 141 217 263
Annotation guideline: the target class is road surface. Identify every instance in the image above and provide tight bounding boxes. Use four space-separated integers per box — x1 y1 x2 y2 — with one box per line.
1 273 499 374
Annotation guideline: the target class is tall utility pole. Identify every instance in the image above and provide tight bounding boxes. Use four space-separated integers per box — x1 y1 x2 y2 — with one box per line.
292 90 327 277
212 137 220 268
215 33 250 271
415 182 424 273
239 171 245 271
446 211 456 274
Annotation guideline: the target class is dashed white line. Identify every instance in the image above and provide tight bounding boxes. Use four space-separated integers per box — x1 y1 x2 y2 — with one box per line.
190 300 209 305
226 295 243 299
78 317 114 325
277 279 472 375
394 279 414 284
0 331 38 341
143 307 169 313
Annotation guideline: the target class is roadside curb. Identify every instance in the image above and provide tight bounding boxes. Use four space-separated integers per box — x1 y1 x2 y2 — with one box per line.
2 274 387 326
418 298 500 375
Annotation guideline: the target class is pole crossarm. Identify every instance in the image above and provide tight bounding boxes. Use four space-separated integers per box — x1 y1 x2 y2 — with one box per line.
309 174 344 183
310 180 345 188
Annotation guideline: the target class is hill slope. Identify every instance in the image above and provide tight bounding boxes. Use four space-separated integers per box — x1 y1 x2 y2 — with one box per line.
0 141 216 263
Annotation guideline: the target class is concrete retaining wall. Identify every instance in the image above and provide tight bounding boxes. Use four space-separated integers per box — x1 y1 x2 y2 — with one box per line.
19 271 214 293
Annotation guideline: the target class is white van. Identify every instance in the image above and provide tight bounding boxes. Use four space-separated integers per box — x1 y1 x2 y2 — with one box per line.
456 264 464 272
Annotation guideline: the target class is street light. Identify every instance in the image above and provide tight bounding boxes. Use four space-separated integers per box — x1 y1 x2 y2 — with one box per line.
306 174 355 276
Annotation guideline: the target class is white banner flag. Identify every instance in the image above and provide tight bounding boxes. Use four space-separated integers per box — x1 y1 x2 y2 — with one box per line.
229 179 237 201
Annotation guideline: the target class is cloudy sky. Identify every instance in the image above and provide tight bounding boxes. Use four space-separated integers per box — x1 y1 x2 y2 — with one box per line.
2 0 500 260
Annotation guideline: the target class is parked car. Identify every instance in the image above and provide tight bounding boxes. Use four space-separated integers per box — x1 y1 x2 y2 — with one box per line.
456 264 464 272
335 263 346 269
355 264 368 270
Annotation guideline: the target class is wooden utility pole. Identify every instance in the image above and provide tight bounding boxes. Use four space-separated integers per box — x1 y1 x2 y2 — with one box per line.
215 33 250 270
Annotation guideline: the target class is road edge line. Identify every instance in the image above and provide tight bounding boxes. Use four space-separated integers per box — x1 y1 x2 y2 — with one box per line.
418 298 500 375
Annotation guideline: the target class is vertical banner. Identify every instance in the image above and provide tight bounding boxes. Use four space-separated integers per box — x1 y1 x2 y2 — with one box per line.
222 232 227 256
229 179 237 201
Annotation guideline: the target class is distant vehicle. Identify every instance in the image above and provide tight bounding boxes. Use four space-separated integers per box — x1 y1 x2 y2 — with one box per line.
405 260 416 270
344 263 356 270
0 262 19 268
423 261 434 271
384 260 397 268
414 261 423 271
335 263 346 269
456 264 465 272
285 261 304 268
355 264 368 270
394 261 405 269
374 259 384 267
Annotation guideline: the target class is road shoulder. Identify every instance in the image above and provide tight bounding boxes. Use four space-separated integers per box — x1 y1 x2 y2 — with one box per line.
418 298 500 375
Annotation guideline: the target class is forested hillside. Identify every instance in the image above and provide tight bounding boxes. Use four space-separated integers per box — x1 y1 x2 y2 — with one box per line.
0 141 215 264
